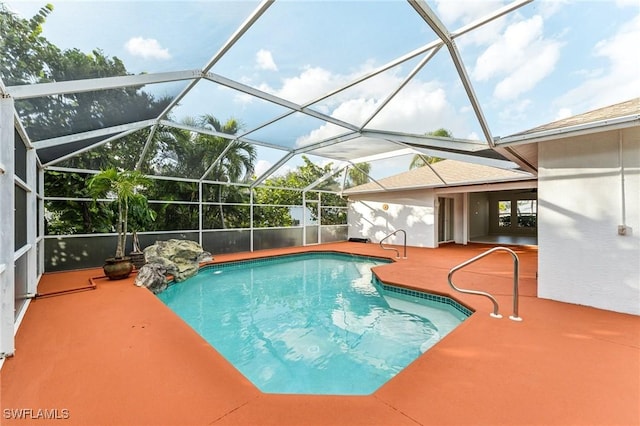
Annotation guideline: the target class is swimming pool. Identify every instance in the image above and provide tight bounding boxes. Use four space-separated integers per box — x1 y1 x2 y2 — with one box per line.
157 252 470 395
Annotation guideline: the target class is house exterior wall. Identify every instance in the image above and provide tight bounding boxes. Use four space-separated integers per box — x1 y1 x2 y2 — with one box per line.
538 127 640 315
347 190 437 247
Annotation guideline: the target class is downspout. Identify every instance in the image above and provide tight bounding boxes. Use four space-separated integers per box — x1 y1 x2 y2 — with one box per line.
618 131 628 235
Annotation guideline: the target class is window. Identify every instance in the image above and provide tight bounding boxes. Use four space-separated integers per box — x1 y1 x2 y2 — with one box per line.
498 201 511 227
517 200 537 228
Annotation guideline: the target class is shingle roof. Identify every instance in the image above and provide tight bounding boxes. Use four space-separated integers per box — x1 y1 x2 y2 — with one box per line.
344 159 533 194
505 97 639 137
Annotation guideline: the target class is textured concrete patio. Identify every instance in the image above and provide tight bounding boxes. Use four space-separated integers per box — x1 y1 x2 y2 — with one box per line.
1 242 638 425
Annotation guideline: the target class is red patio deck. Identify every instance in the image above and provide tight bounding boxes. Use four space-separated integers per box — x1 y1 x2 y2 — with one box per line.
1 242 638 425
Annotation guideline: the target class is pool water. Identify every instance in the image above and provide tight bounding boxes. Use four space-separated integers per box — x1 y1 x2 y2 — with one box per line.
157 252 468 395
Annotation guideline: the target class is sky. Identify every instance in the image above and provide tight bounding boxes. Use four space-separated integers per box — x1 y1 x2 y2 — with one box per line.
5 0 640 180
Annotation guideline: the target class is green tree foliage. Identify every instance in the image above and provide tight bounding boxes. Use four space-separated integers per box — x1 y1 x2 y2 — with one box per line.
0 3 56 86
144 116 255 230
253 156 347 227
0 4 174 235
346 162 371 187
0 4 171 141
1 3 345 236
409 128 452 169
87 168 154 258
44 128 154 235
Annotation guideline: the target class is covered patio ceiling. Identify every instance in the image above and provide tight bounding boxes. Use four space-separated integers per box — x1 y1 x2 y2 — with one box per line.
2 0 637 186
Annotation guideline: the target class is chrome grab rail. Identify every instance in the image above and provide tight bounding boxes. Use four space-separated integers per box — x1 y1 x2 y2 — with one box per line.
447 246 522 321
379 229 407 259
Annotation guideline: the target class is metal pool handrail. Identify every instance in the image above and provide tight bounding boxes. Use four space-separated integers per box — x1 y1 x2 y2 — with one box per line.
379 229 407 259
447 246 522 321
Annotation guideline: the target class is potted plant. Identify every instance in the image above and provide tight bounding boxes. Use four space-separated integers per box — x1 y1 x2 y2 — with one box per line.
87 168 153 280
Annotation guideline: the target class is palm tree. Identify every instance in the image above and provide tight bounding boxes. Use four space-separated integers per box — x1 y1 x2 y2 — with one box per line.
347 162 371 187
87 168 152 259
197 115 256 228
143 115 255 230
410 128 452 169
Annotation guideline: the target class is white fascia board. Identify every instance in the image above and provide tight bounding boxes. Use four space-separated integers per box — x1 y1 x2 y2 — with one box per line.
495 115 640 146
345 177 536 197
434 178 537 194
6 70 200 100
33 119 156 149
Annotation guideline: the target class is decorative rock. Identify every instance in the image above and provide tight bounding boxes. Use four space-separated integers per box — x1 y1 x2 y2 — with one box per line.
142 239 212 282
134 263 168 294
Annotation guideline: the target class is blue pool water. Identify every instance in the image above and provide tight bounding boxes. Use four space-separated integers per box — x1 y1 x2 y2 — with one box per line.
157 252 469 395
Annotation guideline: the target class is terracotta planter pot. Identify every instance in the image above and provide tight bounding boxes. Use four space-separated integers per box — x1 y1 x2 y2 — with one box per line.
103 257 134 280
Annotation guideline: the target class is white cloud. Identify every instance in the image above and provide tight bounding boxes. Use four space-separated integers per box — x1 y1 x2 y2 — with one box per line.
242 54 474 150
497 98 533 130
615 0 639 7
124 37 171 60
493 42 560 100
537 0 569 18
256 49 278 71
554 13 640 112
295 122 355 147
254 159 294 179
254 159 273 177
435 0 504 27
261 66 343 104
473 15 562 100
555 108 572 120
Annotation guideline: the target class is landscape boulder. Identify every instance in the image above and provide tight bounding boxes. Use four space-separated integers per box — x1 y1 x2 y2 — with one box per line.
134 263 168 294
142 239 212 282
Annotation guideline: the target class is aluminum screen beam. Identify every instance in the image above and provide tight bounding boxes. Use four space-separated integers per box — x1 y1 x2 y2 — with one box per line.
294 132 361 155
451 0 533 39
154 0 274 123
158 119 290 152
360 129 488 152
409 0 494 147
0 96 16 359
251 151 295 188
204 73 359 133
360 46 442 130
32 119 156 149
43 128 141 167
6 70 199 100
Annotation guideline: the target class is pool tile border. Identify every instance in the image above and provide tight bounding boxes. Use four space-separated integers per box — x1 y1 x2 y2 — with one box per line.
372 275 474 318
200 251 392 272
196 251 473 318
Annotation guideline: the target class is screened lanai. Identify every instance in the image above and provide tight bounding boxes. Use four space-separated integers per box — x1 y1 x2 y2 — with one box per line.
1 0 638 360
